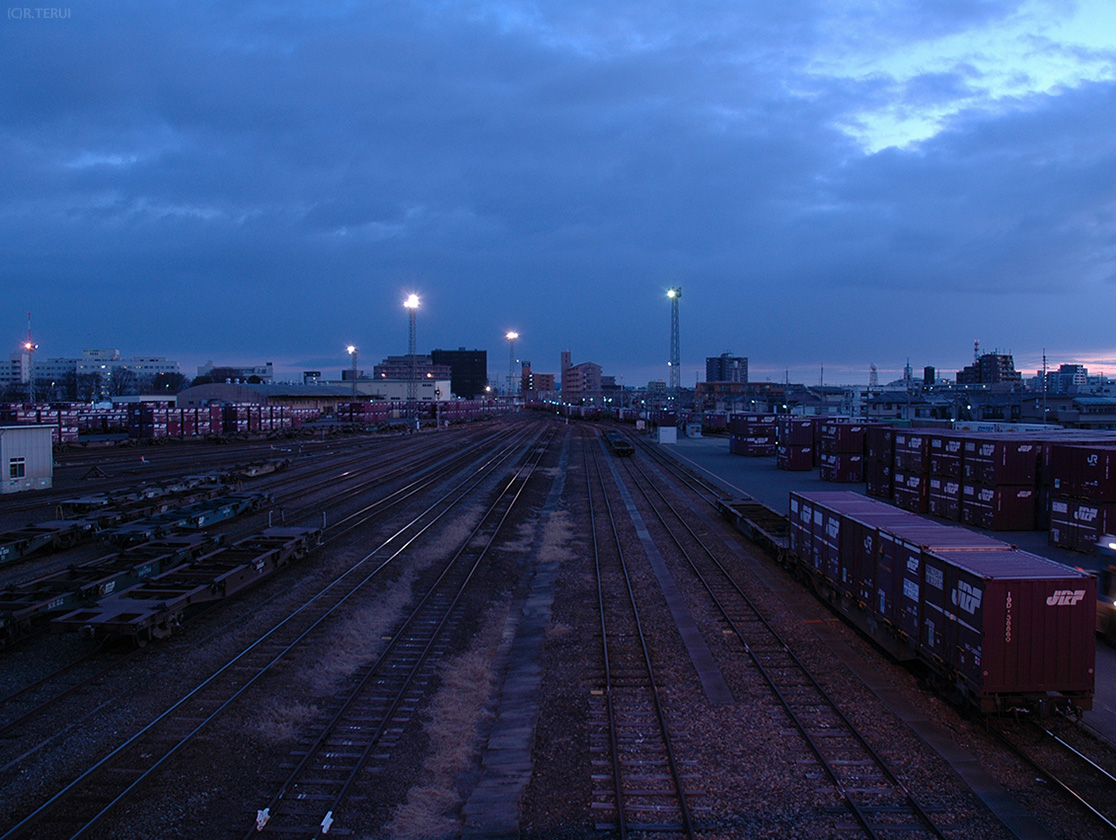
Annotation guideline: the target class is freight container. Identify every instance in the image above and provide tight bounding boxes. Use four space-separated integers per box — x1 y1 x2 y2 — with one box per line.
776 444 814 471
921 548 1094 711
819 452 863 482
962 436 1039 487
788 491 1094 712
961 484 1037 531
819 421 868 455
1049 444 1116 501
928 477 962 521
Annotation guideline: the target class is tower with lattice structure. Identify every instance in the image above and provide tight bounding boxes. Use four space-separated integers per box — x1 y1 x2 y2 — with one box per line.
667 287 681 395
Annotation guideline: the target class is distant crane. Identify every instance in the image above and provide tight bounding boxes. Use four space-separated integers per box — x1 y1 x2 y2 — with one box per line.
667 287 681 396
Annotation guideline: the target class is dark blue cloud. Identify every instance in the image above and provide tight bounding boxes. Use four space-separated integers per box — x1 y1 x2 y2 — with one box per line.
1 0 1113 385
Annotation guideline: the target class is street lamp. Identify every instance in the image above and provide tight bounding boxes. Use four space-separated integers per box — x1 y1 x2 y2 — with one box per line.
505 331 519 398
404 294 420 426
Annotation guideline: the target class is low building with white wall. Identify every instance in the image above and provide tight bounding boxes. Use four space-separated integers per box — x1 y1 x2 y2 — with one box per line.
1 425 54 494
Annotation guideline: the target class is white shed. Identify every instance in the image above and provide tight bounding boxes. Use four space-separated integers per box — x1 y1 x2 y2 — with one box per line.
1 426 54 494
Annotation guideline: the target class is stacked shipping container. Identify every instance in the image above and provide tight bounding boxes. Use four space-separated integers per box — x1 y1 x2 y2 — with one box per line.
818 420 867 482
1049 445 1116 552
728 413 777 456
775 417 815 471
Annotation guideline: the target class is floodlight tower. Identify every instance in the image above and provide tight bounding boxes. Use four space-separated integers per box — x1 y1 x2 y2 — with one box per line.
23 312 38 403
346 345 358 399
506 331 519 397
667 288 681 396
404 294 420 422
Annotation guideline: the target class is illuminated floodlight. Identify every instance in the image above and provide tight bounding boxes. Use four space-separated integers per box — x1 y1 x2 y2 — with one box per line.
506 331 519 341
404 293 420 309
347 345 356 355
667 287 680 299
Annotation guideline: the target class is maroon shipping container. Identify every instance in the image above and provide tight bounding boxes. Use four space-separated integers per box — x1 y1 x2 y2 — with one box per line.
962 436 1040 487
894 432 931 474
819 452 863 483
776 444 814 471
1049 444 1116 501
882 524 1009 642
864 459 893 499
961 484 1037 531
920 549 1094 711
892 471 929 513
1049 497 1116 553
820 421 868 455
928 477 962 521
866 425 897 463
778 417 815 446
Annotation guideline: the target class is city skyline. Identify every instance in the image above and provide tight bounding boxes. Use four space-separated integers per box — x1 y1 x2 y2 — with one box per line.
3 2 1114 389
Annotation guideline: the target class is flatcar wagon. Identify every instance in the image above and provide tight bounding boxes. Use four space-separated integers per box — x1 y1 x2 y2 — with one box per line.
604 431 635 457
51 526 321 643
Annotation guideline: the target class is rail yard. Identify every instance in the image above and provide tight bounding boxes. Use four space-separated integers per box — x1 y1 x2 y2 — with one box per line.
1 415 1115 839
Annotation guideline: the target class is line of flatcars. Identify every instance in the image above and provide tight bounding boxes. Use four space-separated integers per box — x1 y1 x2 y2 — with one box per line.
719 491 1095 715
0 525 321 645
0 461 289 569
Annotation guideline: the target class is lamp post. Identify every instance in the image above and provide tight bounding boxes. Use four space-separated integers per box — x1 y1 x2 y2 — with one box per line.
346 345 358 400
505 331 519 400
405 294 420 427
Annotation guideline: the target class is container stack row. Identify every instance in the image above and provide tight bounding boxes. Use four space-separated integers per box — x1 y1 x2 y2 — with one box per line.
1049 444 1116 551
787 490 1095 711
728 413 777 456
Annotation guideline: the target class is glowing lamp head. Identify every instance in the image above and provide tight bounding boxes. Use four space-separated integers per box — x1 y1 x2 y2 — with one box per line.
667 287 681 299
347 345 356 355
23 341 36 351
506 331 519 341
404 294 420 310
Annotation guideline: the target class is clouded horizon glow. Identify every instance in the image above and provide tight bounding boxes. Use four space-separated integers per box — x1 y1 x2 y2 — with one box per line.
3 0 1114 389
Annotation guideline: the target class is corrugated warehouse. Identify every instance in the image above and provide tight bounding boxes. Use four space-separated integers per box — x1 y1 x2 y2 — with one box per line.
1 425 54 494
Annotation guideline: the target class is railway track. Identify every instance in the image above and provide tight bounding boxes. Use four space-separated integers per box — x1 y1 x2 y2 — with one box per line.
0 426 534 747
249 425 559 836
0 421 550 839
985 715 1116 834
615 435 950 839
585 440 701 838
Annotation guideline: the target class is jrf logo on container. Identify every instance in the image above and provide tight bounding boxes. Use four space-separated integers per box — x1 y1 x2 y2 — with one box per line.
952 581 982 614
1046 589 1086 606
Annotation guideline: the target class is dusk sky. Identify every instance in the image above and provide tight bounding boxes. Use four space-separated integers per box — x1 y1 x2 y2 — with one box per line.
3 1 1114 388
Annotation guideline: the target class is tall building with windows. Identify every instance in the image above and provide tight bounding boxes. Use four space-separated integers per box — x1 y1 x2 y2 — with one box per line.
431 348 487 398
956 352 1022 386
705 352 748 383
